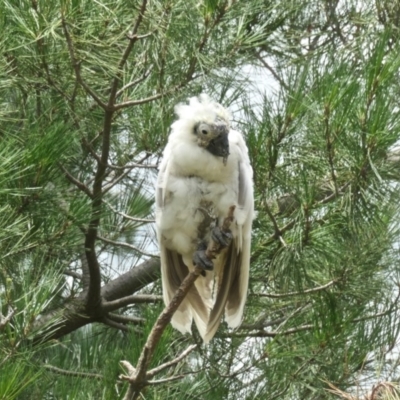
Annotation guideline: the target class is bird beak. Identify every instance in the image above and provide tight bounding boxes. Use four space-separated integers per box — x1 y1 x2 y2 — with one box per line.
207 123 230 163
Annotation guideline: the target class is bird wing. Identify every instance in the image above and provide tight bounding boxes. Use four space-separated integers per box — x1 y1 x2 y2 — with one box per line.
161 246 209 337
205 133 254 342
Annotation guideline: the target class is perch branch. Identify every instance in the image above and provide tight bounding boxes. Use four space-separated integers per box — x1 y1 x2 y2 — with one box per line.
121 206 236 400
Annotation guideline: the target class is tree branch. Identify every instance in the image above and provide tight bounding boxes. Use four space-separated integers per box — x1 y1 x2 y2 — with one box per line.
59 165 93 198
221 324 314 338
116 66 153 98
63 270 82 280
147 375 189 385
146 344 197 378
102 168 137 195
103 199 155 223
107 313 145 325
122 267 203 400
61 17 108 110
44 364 104 380
66 1 148 314
253 279 338 298
114 88 180 111
102 294 162 312
101 258 160 302
31 258 160 343
103 316 130 332
97 235 159 258
121 206 236 400
255 52 289 91
109 0 148 104
265 201 287 247
105 161 158 171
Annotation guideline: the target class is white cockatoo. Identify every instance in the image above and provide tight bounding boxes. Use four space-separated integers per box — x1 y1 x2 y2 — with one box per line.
155 94 254 343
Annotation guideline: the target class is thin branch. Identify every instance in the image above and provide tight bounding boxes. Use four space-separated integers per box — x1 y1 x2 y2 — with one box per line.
264 219 296 246
36 31 72 103
226 305 396 339
82 137 157 172
241 304 310 331
255 52 289 91
241 315 287 330
84 85 115 310
103 316 130 332
260 181 352 252
59 165 93 198
43 364 104 380
216 351 268 379
109 0 148 104
116 66 154 98
102 294 163 312
103 200 154 223
97 235 159 258
254 279 338 298
61 17 108 110
121 361 136 376
84 110 112 309
106 162 158 170
185 2 227 81
147 344 197 378
63 270 82 280
221 324 314 338
81 136 103 165
102 168 136 195
114 69 204 110
259 354 319 400
120 373 191 386
265 202 287 247
352 306 399 323
114 89 177 111
317 182 351 205
147 375 187 385
108 313 145 325
326 1 347 46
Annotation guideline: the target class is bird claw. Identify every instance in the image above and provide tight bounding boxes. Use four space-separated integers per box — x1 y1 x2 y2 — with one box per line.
211 226 232 248
193 249 214 272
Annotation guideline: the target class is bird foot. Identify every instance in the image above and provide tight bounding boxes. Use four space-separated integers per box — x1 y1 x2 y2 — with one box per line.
211 225 232 248
193 249 214 271
193 242 214 274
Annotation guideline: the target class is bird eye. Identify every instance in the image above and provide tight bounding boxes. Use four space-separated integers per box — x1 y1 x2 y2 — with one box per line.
201 129 208 135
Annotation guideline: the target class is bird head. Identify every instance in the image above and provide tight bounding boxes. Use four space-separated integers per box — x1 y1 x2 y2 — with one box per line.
194 117 230 163
173 94 231 165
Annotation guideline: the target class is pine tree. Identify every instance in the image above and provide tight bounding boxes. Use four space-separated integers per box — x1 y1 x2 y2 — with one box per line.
2 1 400 399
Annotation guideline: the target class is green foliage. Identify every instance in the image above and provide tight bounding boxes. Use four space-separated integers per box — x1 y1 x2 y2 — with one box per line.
2 0 400 399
